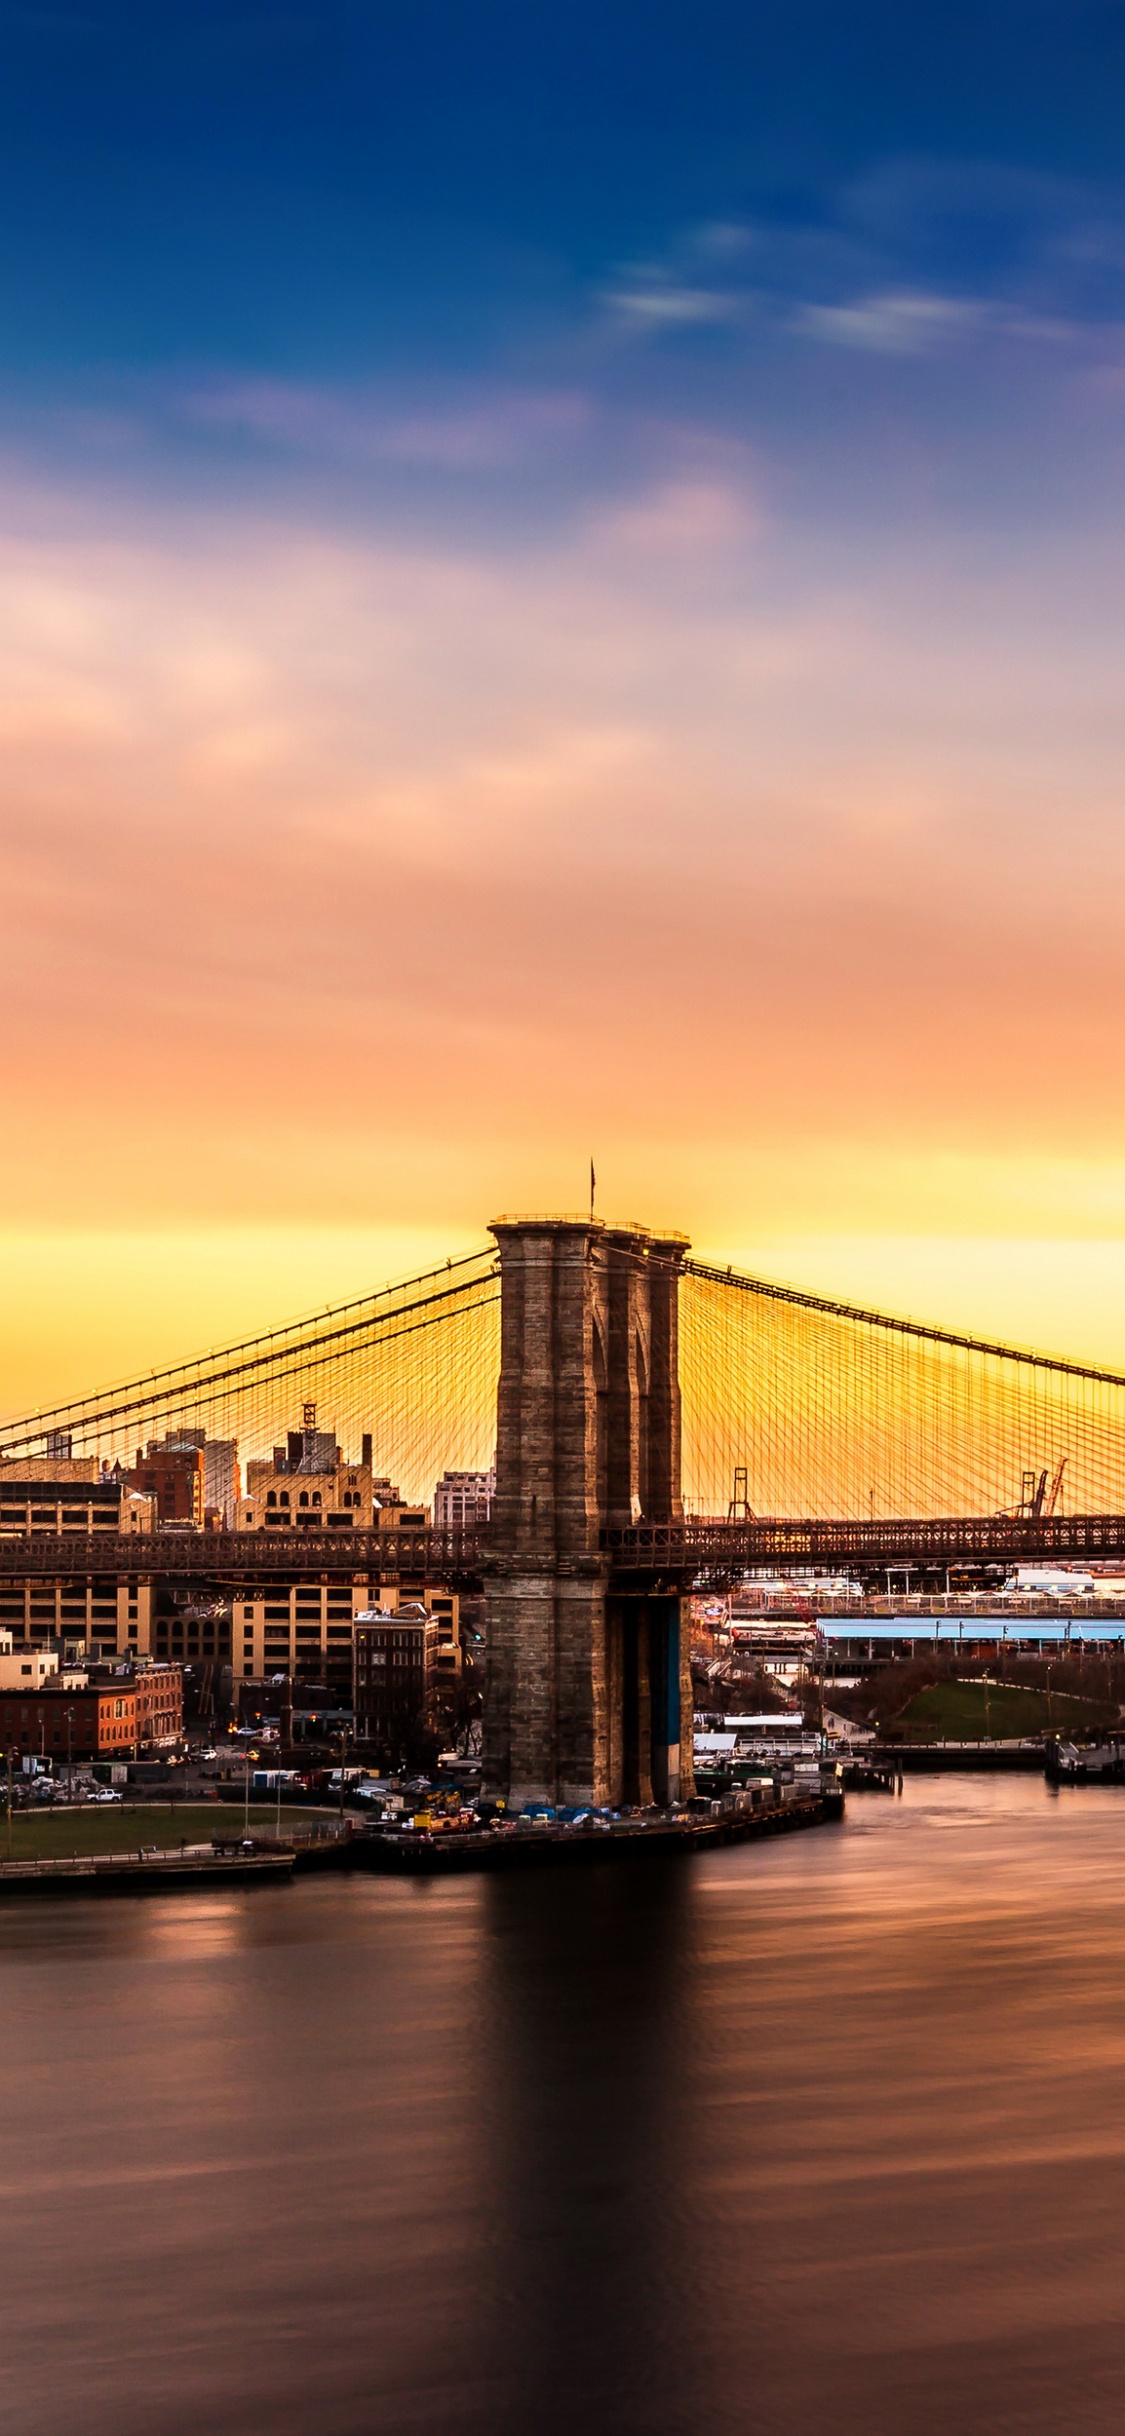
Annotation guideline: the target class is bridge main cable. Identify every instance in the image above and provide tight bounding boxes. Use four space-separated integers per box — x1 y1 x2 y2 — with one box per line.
683 1257 1125 1389
0 1247 498 1456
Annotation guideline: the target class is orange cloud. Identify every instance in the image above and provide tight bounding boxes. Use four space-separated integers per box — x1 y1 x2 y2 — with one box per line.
3 453 1125 1391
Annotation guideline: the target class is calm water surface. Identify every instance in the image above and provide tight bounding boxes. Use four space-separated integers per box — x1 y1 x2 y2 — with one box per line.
2 1777 1125 2435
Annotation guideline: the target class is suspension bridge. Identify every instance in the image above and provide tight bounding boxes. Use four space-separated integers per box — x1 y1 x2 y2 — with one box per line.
4 1213 1125 1800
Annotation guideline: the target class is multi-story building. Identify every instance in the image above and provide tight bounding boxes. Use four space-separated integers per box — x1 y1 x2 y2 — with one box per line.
0 1474 157 1662
0 1576 155 1661
235 1581 459 1697
0 1661 184 1761
433 1469 495 1530
352 1605 433 1747
238 1459 375 1531
148 1591 232 1670
203 1440 240 1527
90 1660 183 1750
0 1680 137 1761
0 1638 60 1690
351 1598 462 1736
126 1434 202 1525
123 1431 241 1528
0 1472 153 1538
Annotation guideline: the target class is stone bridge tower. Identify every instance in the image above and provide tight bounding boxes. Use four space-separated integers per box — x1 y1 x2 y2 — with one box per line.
483 1217 694 1808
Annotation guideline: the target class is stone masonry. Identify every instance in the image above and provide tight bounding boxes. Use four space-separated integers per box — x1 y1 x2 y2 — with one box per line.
483 1217 695 1807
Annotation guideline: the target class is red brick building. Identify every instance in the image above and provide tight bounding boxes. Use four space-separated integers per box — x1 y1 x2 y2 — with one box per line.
132 1664 182 1749
0 1664 183 1760
126 1437 204 1525
0 1683 137 1761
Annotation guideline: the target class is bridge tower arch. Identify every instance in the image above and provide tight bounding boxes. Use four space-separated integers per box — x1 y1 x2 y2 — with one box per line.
483 1216 694 1808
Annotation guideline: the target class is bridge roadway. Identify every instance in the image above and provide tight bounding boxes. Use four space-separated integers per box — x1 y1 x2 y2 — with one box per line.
4 1511 1125 1586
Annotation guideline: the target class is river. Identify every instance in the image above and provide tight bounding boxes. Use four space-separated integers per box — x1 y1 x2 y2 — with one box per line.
2 1776 1125 2434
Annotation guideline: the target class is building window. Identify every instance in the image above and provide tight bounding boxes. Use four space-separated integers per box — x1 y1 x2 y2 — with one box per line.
267 1491 277 1507
280 1493 290 1508
312 1493 321 1508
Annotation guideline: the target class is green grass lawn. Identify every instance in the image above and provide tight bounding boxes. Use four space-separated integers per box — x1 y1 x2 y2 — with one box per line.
890 1679 1118 1743
0 1803 335 1863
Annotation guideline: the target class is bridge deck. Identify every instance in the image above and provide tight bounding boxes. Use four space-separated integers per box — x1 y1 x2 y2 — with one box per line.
2 1513 1125 1584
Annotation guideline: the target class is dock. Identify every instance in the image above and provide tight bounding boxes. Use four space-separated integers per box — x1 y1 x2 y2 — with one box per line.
872 1740 1046 1771
350 1790 843 1874
0 1848 296 1897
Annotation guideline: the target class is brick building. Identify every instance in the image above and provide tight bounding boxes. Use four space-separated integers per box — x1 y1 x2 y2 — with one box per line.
123 1433 240 1529
352 1604 460 1747
121 1663 182 1750
238 1583 458 1697
0 1663 182 1761
1 1682 137 1761
126 1435 205 1526
0 1473 157 1662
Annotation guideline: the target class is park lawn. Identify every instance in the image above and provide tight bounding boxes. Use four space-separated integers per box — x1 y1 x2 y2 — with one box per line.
0 1803 335 1863
892 1679 1118 1743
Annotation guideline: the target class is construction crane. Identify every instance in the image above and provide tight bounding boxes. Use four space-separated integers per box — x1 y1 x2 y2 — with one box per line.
1013 1457 1068 1520
1044 1455 1067 1516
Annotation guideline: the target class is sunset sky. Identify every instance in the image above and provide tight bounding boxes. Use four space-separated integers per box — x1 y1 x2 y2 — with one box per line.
6 0 1125 1407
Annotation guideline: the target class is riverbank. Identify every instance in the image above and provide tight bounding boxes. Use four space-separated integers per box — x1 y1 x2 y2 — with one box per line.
0 1789 842 1894
0 1801 338 1863
352 1789 842 1873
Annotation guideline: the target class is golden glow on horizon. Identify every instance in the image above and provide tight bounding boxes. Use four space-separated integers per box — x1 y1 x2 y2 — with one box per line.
11 1230 1125 1522
3 463 1125 1387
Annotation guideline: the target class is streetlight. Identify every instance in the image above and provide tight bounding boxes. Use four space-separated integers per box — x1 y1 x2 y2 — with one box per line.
65 1706 74 1804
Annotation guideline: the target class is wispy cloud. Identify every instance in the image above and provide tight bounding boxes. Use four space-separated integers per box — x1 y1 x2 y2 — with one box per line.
596 166 1125 363
186 381 592 470
3 448 1125 1249
791 289 981 353
603 273 742 329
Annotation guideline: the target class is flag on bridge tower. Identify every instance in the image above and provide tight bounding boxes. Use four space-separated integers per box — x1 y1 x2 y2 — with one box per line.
590 1159 596 1221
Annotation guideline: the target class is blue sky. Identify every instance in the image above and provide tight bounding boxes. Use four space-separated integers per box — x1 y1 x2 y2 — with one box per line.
4 0 1125 479
8 0 1125 1399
